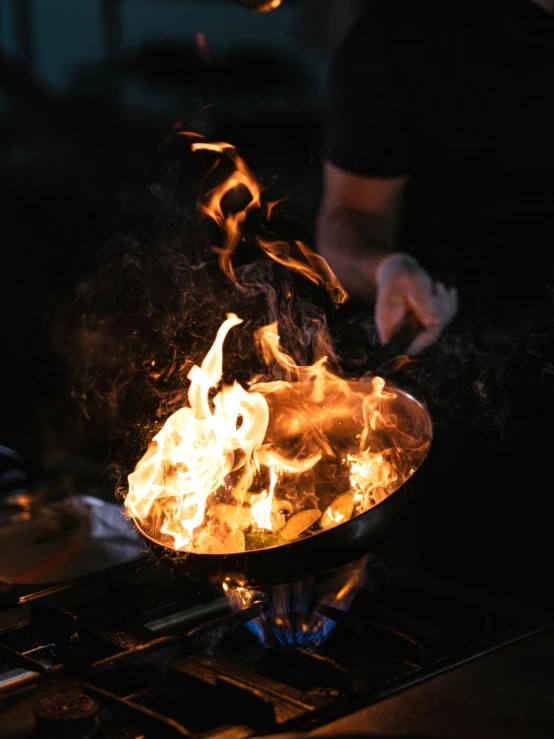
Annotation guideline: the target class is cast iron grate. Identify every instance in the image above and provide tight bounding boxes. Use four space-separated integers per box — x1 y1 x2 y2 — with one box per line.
0 559 550 738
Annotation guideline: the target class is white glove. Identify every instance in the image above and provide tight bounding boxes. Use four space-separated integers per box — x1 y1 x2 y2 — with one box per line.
375 252 458 356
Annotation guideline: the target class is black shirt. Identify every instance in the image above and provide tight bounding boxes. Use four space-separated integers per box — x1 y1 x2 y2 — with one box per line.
327 0 554 599
326 0 554 294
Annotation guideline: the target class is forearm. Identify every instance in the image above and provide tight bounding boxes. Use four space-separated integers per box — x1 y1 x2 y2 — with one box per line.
317 207 395 302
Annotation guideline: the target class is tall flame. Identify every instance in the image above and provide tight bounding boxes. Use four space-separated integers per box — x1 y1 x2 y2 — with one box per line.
125 313 429 554
191 140 262 284
123 131 433 650
182 134 347 303
126 133 430 559
126 313 270 552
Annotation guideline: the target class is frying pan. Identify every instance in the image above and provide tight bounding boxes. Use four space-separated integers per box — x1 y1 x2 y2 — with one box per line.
133 319 432 588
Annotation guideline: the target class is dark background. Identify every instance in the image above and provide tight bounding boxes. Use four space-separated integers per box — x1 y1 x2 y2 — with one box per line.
0 0 359 459
1 0 553 605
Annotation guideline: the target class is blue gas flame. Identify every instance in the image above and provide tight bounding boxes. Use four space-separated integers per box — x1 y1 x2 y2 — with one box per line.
224 560 367 648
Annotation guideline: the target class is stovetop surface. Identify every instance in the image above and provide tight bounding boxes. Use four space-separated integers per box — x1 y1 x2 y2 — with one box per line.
1 543 553 739
306 622 554 739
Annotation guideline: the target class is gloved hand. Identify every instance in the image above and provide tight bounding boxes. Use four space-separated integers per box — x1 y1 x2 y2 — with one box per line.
375 252 458 355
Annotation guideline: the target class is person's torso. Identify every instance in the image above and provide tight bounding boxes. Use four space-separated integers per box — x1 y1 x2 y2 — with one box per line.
394 0 554 292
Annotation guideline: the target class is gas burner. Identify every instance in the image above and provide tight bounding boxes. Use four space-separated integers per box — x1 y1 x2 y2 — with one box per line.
1 556 552 738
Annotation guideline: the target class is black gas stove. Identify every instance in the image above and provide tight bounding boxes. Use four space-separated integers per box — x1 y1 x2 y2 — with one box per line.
2 527 553 739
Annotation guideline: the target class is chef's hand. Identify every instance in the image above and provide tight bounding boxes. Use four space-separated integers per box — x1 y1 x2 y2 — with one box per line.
375 252 458 356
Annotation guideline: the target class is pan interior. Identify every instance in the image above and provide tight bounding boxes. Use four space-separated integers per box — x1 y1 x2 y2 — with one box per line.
131 381 432 556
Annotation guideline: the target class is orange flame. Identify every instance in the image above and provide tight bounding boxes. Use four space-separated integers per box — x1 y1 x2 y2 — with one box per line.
256 238 348 304
125 132 430 558
182 134 347 303
126 313 270 552
125 313 430 554
250 467 277 530
265 198 287 220
191 140 262 284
